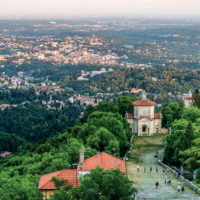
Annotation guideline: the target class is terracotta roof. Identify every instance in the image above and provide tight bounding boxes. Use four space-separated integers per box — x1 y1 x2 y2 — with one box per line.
154 113 162 119
127 113 162 120
39 152 126 191
184 96 192 100
77 152 126 173
39 169 80 190
127 113 134 119
132 99 156 106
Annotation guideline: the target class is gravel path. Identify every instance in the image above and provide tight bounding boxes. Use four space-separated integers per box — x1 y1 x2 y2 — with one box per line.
126 135 200 200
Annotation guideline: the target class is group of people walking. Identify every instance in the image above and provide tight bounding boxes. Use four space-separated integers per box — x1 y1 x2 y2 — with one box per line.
137 165 167 174
136 165 185 193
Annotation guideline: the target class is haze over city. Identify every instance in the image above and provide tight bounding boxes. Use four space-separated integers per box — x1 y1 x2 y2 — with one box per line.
1 0 200 18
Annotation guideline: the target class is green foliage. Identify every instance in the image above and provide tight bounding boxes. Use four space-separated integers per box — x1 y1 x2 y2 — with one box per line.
180 138 200 171
0 101 81 152
164 119 189 165
161 101 184 127
182 121 195 149
73 110 131 156
196 168 200 184
116 96 138 117
164 104 200 170
51 177 66 189
193 89 200 109
78 167 137 200
0 132 87 199
0 97 134 199
0 132 27 152
182 106 200 122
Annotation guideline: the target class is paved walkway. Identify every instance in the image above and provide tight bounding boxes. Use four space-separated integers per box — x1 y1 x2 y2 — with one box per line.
126 135 200 200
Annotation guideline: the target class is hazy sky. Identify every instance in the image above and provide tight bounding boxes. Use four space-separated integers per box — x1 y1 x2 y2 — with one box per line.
1 0 200 18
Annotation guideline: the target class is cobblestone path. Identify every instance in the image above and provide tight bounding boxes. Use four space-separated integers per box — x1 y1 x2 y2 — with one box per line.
126 135 200 200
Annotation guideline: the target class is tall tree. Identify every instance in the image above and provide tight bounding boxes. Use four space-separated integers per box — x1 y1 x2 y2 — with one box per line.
78 167 137 200
182 121 195 150
193 89 200 109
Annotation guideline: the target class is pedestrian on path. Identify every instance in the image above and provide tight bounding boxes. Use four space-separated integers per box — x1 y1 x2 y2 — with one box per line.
178 184 181 192
182 185 185 193
150 166 152 173
163 167 165 174
155 181 159 189
144 167 146 173
156 167 158 173
137 165 140 172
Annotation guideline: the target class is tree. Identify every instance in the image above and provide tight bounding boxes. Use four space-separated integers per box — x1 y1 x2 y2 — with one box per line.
180 138 200 171
195 168 200 184
86 127 119 155
164 119 189 165
161 102 184 127
51 177 66 189
193 89 200 109
183 106 200 122
182 121 195 150
116 96 138 117
96 102 119 113
78 167 137 200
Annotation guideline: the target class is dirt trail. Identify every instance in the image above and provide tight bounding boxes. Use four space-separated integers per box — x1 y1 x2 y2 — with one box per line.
126 135 200 200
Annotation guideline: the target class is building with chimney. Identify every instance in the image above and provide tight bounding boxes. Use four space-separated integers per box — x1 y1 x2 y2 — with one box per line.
38 151 126 199
126 91 162 136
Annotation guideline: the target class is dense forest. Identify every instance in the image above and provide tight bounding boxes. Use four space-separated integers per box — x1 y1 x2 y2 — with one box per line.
0 100 82 152
61 67 200 99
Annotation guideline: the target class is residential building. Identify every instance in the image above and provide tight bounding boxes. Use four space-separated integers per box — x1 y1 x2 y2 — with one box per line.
38 151 126 199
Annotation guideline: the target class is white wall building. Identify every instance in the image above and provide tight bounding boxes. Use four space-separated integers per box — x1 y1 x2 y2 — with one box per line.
126 92 162 136
183 90 193 108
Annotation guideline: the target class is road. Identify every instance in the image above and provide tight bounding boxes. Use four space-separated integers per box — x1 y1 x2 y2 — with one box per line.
126 135 200 200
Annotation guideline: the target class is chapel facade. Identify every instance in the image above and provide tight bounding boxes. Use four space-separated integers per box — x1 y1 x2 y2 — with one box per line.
126 92 162 136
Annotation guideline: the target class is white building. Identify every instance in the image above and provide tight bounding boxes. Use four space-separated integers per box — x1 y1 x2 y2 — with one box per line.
183 90 193 108
126 92 162 136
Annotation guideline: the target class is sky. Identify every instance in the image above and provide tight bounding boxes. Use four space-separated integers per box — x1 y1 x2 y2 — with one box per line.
1 0 200 18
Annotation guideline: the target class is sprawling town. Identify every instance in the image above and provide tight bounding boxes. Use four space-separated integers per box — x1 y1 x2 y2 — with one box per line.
0 16 200 200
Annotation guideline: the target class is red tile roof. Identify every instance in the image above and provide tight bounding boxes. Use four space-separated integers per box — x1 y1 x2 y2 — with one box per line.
127 113 162 120
154 113 162 119
77 152 126 173
184 96 193 100
39 152 126 191
39 169 80 190
127 113 134 119
132 99 156 106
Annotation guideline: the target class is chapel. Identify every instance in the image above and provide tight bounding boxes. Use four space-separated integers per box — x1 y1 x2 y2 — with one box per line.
126 91 162 136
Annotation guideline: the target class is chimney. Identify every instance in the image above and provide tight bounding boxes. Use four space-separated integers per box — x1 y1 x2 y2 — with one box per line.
79 149 84 169
96 152 100 157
